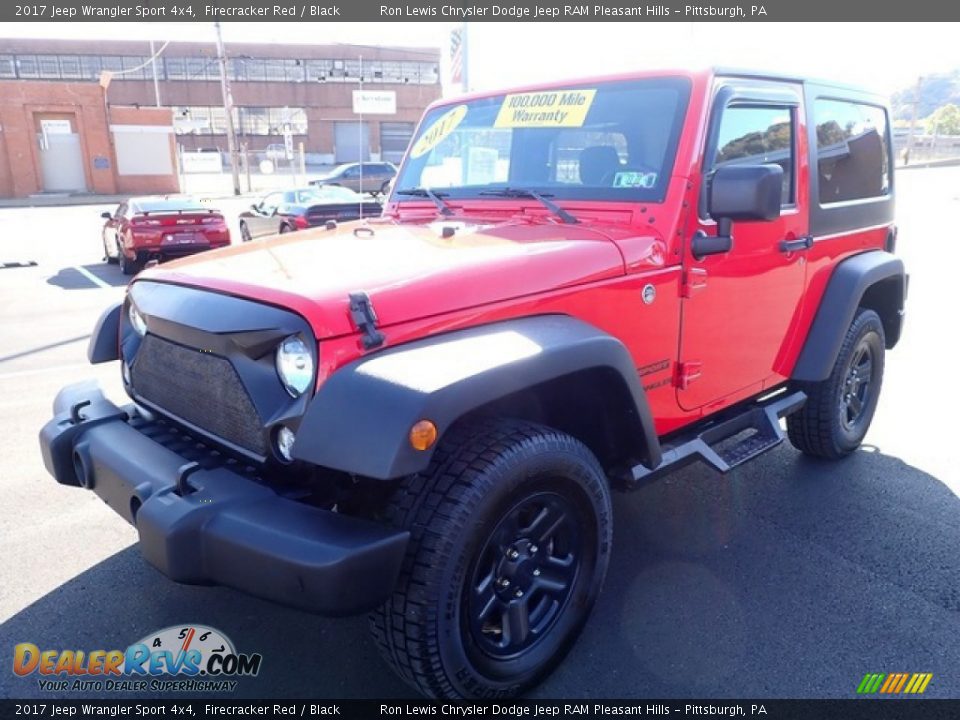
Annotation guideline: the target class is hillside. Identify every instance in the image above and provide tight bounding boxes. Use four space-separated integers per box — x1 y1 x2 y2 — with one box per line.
891 69 960 122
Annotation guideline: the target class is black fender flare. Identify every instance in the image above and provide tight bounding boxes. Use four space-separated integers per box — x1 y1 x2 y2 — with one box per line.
87 301 122 364
293 315 661 479
792 250 906 382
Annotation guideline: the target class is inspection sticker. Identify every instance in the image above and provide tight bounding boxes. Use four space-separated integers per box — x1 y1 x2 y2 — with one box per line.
613 171 658 189
494 89 597 128
410 105 468 158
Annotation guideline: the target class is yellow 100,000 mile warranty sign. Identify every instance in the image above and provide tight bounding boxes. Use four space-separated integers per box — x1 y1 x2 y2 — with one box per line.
494 89 597 128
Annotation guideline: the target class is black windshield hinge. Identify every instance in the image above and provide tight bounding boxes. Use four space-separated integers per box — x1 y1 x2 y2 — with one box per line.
348 292 385 350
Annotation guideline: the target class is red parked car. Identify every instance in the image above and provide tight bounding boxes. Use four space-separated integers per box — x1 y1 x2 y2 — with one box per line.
46 68 905 698
100 196 230 276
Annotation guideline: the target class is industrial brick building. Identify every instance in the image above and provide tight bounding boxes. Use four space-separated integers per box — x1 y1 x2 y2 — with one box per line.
0 79 179 199
0 38 442 166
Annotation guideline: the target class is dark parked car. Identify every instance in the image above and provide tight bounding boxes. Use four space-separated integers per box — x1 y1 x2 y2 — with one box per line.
238 186 383 242
309 161 397 195
100 196 230 276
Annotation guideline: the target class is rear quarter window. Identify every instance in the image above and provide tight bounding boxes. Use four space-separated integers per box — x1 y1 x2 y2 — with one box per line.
815 99 890 205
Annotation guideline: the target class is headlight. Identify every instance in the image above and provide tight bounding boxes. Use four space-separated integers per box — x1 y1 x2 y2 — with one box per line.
275 335 315 397
128 303 147 337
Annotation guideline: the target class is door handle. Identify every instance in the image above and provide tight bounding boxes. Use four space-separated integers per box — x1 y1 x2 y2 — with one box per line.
779 236 813 253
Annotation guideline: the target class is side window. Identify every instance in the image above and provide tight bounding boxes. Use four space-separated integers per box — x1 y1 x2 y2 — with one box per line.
814 99 889 204
115 203 128 219
713 105 795 205
261 193 282 213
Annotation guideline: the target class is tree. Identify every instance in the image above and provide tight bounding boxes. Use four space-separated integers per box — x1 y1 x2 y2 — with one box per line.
924 104 960 135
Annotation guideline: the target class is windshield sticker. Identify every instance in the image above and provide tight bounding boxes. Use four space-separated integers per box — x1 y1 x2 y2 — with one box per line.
410 105 469 159
494 89 597 129
612 171 658 189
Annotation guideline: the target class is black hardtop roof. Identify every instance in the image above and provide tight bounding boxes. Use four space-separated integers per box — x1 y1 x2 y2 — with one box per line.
712 66 889 102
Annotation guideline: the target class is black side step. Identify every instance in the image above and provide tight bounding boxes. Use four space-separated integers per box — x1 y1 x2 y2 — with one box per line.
627 390 806 488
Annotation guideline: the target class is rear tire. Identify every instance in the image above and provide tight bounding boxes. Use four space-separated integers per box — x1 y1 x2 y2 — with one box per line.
239 221 252 243
787 308 885 459
279 223 292 234
118 245 141 276
369 419 612 699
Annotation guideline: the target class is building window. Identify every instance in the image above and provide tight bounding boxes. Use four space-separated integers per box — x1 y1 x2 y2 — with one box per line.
420 63 440 84
59 56 84 80
305 59 333 82
237 57 266 81
164 57 187 80
100 56 124 76
0 55 17 78
209 107 228 134
184 57 214 81
4 52 439 85
284 59 304 82
80 56 101 80
174 106 307 136
16 55 38 78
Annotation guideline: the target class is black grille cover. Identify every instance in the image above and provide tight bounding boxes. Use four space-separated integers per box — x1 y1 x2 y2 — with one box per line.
131 335 266 455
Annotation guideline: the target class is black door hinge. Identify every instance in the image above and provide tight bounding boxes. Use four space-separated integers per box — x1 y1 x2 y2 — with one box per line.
348 291 385 350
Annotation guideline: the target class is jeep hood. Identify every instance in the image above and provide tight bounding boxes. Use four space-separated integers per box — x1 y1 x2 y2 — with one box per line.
137 218 629 339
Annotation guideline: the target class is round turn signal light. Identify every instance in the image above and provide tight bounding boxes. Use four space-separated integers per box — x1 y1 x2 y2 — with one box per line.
409 420 438 451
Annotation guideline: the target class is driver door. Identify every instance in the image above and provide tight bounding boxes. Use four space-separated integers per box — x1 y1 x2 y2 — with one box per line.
251 193 281 237
678 83 810 411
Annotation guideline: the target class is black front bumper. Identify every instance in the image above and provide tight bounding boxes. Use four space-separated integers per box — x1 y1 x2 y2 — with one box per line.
38 382 409 616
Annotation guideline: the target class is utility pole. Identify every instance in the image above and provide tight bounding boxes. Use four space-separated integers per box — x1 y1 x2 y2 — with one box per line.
359 54 364 220
905 76 923 166
214 21 241 196
148 39 161 107
462 23 470 93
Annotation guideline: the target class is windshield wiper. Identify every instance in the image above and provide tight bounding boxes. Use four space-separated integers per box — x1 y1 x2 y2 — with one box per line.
479 188 578 225
395 187 453 216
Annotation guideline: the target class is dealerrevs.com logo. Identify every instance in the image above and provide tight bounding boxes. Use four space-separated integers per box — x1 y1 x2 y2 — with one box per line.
12 624 262 693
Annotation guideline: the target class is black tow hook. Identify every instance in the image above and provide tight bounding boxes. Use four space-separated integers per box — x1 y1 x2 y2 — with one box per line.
175 462 202 497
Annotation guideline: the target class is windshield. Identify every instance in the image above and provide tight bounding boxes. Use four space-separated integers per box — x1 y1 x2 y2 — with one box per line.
395 77 691 204
297 186 361 203
134 197 208 213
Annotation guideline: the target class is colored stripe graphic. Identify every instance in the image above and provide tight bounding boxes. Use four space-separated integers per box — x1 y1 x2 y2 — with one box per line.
894 673 909 693
857 672 932 694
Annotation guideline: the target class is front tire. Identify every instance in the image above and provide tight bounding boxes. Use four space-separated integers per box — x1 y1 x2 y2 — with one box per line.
103 234 118 264
370 419 612 699
787 308 886 459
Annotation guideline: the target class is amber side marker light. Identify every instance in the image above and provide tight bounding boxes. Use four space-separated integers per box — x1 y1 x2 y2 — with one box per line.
409 420 438 451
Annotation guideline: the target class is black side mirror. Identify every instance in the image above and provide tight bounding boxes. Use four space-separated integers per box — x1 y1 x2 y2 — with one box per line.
693 164 783 260
100 211 112 219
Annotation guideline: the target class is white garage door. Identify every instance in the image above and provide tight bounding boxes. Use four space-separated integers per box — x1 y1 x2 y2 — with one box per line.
334 122 370 163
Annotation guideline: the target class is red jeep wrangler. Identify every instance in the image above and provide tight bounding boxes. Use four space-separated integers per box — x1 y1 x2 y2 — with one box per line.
41 69 906 699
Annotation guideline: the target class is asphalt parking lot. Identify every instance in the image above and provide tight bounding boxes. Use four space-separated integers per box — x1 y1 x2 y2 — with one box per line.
0 168 958 700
